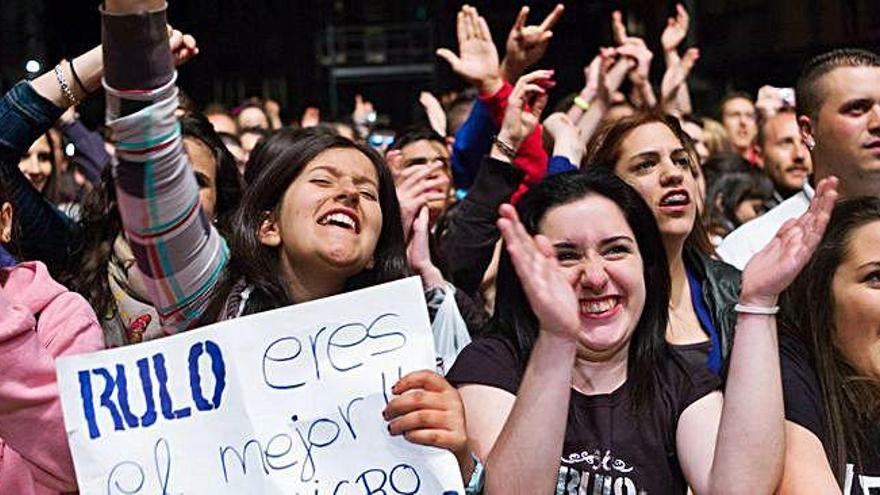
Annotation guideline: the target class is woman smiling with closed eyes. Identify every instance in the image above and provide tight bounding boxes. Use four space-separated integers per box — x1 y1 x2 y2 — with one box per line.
446 169 837 493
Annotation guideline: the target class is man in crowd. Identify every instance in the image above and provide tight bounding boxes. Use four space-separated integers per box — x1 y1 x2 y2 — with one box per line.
718 48 880 269
756 108 813 205
720 92 758 162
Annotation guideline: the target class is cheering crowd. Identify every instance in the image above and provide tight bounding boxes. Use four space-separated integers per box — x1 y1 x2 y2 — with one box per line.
1 0 879 493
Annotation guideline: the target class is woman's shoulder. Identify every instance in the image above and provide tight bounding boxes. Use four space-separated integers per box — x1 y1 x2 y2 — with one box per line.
777 331 828 442
445 332 523 395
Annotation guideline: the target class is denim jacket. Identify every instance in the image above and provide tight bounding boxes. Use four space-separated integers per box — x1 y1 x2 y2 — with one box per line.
0 81 80 275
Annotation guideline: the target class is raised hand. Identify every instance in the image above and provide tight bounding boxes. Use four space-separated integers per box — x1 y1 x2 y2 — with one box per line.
496 69 554 153
384 370 472 477
661 3 690 53
392 159 450 238
501 4 565 82
406 206 446 289
436 5 502 94
419 91 448 137
167 26 199 66
611 10 629 45
617 37 656 108
598 48 633 106
543 112 584 165
661 47 699 112
300 107 320 128
617 37 653 86
497 203 580 338
740 177 839 306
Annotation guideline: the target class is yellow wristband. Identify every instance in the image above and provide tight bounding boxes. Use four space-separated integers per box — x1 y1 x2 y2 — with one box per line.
573 95 591 111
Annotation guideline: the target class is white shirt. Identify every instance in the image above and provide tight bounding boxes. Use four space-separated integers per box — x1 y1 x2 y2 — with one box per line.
717 182 815 270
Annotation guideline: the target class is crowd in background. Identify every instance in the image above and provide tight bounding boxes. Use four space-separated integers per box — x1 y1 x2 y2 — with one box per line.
1 1 879 494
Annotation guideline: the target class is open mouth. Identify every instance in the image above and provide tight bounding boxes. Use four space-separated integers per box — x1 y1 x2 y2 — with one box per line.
317 209 360 233
659 189 691 210
579 296 622 319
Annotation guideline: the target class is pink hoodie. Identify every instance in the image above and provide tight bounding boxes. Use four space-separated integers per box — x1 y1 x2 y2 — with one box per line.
0 262 104 494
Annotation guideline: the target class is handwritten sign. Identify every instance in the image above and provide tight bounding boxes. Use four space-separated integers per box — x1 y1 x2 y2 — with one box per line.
56 277 465 494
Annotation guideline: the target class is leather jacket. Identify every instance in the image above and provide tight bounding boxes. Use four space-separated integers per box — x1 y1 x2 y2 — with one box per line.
684 247 742 364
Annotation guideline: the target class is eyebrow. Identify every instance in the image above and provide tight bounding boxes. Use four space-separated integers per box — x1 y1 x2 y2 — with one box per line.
599 235 635 247
839 98 875 111
310 164 379 187
630 148 687 161
629 151 660 162
857 260 880 270
551 236 634 250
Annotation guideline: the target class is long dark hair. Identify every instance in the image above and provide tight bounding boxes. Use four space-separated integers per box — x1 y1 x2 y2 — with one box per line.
490 170 670 412
585 112 715 257
63 113 244 323
705 170 775 237
203 128 409 320
178 113 244 231
780 197 880 486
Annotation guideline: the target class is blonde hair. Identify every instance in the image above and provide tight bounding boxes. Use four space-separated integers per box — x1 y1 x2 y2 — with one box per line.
701 117 733 157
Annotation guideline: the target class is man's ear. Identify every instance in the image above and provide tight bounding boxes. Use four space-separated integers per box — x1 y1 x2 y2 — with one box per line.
0 202 12 244
257 211 281 247
799 115 816 150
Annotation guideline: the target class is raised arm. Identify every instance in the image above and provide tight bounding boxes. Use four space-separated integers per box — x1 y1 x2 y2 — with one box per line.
482 203 581 493
103 0 226 332
660 4 697 117
677 178 838 493
611 11 657 109
437 5 548 200
499 4 564 83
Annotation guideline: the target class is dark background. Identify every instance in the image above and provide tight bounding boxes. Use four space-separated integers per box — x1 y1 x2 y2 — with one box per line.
2 0 879 129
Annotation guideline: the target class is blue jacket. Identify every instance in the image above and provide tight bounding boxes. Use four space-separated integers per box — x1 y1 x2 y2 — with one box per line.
0 81 80 275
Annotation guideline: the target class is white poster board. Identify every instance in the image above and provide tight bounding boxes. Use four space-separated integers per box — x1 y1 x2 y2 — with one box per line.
57 277 465 494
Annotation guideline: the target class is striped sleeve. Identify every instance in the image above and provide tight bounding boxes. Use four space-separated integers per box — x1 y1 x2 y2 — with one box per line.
104 72 228 334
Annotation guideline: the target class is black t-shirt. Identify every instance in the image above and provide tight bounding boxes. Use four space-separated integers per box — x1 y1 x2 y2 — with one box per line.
671 341 712 372
447 334 721 495
780 333 880 493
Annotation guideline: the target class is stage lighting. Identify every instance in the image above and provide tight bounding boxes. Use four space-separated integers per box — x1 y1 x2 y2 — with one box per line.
25 60 41 74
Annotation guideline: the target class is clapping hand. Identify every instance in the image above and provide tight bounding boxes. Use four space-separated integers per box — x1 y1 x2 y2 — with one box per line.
497 204 580 339
740 177 839 307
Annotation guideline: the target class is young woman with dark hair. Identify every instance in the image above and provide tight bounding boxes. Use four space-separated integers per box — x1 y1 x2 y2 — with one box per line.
204 128 408 319
17 133 60 204
447 164 837 493
101 0 474 481
705 169 775 241
585 112 739 374
778 196 880 493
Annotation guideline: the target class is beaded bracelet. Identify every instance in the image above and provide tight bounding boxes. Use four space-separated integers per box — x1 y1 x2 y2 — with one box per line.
54 64 81 106
492 135 518 161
